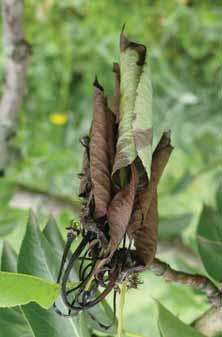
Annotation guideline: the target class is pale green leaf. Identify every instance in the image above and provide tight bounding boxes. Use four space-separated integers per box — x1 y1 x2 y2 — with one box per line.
1 241 17 272
0 241 33 337
0 271 60 309
113 49 140 174
133 60 152 178
113 33 152 179
157 302 205 337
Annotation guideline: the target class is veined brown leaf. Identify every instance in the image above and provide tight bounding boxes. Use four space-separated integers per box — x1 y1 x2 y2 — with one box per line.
133 192 158 267
106 105 117 172
128 132 173 267
89 78 112 219
108 165 138 253
139 131 173 218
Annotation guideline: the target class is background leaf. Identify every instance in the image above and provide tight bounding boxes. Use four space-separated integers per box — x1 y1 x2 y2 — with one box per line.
0 211 19 236
157 302 205 337
42 215 65 257
159 213 192 240
197 205 222 282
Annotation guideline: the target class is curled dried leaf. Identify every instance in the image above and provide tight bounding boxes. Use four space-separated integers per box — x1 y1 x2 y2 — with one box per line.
89 78 112 219
120 28 146 66
133 192 158 267
127 132 173 267
139 131 173 217
108 164 138 253
113 29 152 178
106 105 117 172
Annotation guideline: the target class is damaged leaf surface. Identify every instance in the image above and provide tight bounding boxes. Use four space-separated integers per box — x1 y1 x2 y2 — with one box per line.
90 81 112 218
108 165 138 253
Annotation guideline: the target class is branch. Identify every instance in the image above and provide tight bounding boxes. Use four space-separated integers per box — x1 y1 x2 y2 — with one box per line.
192 307 222 337
9 182 81 215
0 0 31 173
150 258 222 307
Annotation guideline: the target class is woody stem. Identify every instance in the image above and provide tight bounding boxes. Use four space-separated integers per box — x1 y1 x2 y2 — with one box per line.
150 258 222 307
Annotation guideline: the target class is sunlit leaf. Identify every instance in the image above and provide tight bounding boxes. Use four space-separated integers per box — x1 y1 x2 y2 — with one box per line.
0 242 33 337
157 302 205 337
0 271 60 309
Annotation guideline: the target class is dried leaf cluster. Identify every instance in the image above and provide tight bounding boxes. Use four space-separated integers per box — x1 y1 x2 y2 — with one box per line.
54 29 173 328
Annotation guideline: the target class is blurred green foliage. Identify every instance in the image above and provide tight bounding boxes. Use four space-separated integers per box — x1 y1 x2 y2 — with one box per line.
1 0 222 336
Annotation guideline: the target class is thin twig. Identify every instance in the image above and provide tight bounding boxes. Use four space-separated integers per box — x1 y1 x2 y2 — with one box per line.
0 0 31 172
150 258 222 307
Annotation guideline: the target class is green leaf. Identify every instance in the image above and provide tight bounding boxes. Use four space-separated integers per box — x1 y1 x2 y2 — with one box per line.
113 32 152 179
132 60 152 178
0 271 60 309
1 241 17 272
43 215 64 255
157 302 205 337
216 183 222 215
18 210 85 337
0 241 33 337
159 213 192 239
170 171 193 194
113 48 139 174
197 205 222 282
0 307 33 337
18 211 60 280
0 210 18 236
42 215 79 281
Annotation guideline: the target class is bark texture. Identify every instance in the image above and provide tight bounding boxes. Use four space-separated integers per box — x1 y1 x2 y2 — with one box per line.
0 0 31 172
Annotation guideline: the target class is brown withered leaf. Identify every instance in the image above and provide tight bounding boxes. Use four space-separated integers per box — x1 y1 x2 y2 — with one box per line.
127 195 143 240
106 104 117 172
133 192 158 267
107 164 138 253
89 78 112 219
127 131 173 267
138 131 173 218
112 62 120 122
